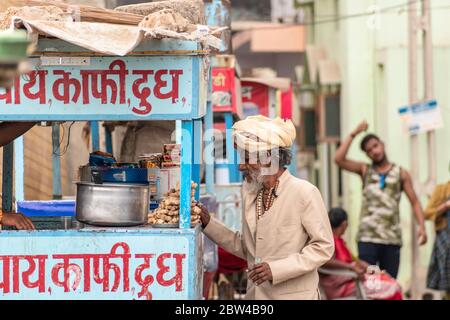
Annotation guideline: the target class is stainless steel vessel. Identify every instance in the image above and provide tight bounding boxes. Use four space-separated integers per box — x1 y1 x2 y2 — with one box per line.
75 182 149 227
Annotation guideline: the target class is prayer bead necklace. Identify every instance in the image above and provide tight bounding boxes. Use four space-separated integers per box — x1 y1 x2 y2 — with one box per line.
256 180 280 220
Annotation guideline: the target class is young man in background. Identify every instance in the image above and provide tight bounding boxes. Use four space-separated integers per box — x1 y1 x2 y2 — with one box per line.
334 120 427 278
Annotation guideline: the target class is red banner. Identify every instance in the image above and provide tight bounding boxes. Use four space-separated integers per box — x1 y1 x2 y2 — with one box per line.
281 85 293 120
241 81 269 117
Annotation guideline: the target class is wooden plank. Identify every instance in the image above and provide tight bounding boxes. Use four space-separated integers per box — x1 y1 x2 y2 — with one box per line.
35 50 208 57
18 0 144 25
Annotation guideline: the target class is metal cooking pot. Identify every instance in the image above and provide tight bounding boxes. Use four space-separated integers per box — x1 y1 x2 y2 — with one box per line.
75 182 149 227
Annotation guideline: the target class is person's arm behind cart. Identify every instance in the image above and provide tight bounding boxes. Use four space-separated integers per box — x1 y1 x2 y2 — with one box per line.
0 121 37 230
0 212 35 230
0 121 36 147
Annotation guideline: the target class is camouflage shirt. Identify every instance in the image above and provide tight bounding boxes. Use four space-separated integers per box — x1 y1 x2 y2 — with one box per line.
357 164 403 246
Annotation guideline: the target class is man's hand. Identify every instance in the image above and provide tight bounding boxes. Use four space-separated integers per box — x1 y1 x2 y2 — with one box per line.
248 263 273 286
351 262 367 280
351 120 369 137
355 260 369 272
1 212 35 230
418 225 428 246
198 203 211 228
445 200 450 211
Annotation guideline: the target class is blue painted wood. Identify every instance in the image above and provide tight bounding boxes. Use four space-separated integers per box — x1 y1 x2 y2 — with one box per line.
190 57 202 121
13 136 25 203
190 56 202 200
224 111 234 176
192 118 202 200
1 226 200 236
0 38 208 300
224 112 240 183
104 125 113 154
0 226 203 300
204 102 215 194
235 149 244 182
204 0 231 53
188 225 203 299
51 124 62 200
35 38 201 55
0 56 207 121
2 142 14 212
90 121 100 151
180 121 193 229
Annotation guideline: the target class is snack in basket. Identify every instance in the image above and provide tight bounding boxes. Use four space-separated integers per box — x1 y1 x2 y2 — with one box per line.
148 181 201 227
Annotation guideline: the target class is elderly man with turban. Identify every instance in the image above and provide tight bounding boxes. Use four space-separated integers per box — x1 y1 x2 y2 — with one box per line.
199 115 334 300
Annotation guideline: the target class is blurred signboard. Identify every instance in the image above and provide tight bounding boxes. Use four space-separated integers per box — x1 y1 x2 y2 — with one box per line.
398 100 443 135
241 81 270 118
211 67 243 118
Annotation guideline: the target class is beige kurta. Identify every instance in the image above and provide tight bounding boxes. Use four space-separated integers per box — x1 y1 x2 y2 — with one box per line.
203 170 334 300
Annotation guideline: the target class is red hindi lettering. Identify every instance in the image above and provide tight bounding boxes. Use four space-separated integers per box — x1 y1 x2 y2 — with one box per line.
23 71 48 104
153 69 183 103
156 253 185 292
50 254 94 292
134 254 155 300
81 70 103 104
50 254 102 293
92 242 131 292
52 70 81 104
51 256 82 292
51 243 131 293
80 255 92 292
108 60 128 104
131 70 153 115
13 77 21 104
80 60 128 105
0 256 11 293
0 88 12 104
92 256 120 292
0 77 21 104
12 255 47 293
0 77 20 104
110 242 131 291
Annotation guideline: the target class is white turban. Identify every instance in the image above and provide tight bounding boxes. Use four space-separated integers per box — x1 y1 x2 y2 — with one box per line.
232 115 296 152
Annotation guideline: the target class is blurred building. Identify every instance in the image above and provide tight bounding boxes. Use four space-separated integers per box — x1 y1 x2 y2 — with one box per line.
294 0 450 298
231 0 306 79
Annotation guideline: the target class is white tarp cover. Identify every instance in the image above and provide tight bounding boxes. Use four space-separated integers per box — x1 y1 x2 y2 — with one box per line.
10 17 223 56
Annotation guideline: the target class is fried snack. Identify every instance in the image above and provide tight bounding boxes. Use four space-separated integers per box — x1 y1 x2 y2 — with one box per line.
149 180 202 227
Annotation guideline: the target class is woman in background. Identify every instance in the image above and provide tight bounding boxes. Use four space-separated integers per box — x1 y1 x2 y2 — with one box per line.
424 175 450 300
320 208 403 300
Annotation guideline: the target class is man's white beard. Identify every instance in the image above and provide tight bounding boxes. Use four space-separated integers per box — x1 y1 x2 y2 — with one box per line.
245 170 264 194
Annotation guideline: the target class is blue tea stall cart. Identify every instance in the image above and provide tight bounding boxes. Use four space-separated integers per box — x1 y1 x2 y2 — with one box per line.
0 33 210 300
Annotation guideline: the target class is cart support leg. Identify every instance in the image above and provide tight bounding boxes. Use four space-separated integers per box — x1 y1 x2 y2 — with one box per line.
192 118 202 200
204 101 215 194
224 112 238 183
52 124 62 200
90 121 100 152
105 125 113 154
180 120 193 229
2 142 14 212
14 136 25 204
